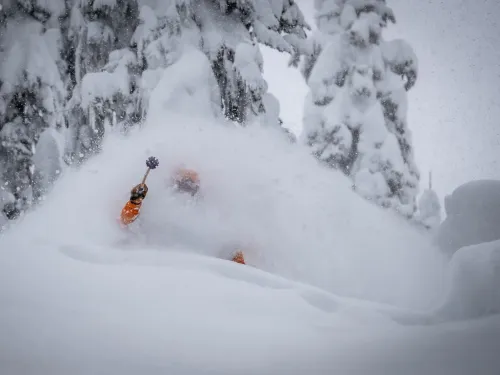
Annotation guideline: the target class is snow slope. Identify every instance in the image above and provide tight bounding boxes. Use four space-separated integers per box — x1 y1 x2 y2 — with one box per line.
1 104 447 310
0 45 449 310
1 234 500 374
0 244 339 374
1 44 499 374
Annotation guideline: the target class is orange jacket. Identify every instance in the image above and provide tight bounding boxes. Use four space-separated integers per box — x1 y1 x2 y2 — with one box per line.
120 200 142 226
173 167 200 185
231 250 245 264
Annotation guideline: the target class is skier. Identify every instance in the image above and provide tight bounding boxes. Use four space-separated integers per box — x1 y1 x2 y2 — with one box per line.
119 183 148 226
231 250 245 264
119 167 200 226
119 156 158 227
119 165 246 265
171 167 201 196
170 167 246 264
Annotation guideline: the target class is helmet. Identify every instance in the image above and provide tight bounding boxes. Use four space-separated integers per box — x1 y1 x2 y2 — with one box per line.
172 167 200 196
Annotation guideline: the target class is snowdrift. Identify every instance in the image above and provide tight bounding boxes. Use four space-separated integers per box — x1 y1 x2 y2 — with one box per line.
434 239 500 320
1 115 447 310
433 180 500 320
436 179 500 254
0 243 341 374
1 235 500 375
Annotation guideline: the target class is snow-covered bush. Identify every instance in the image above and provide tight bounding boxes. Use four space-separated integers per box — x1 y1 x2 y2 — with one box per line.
414 172 441 229
416 187 441 229
299 0 420 218
436 180 500 254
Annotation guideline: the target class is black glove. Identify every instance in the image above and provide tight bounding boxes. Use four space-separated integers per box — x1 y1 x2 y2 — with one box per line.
130 183 148 201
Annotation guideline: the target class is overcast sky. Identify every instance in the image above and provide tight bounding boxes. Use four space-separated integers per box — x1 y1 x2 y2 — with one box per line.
262 0 500 201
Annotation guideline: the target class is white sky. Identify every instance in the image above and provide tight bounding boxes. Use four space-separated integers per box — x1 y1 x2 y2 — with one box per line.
262 0 500 201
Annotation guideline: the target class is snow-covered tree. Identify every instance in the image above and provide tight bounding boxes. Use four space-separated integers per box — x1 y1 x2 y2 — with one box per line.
63 0 309 163
0 1 66 219
64 0 140 164
198 0 310 127
131 0 308 127
129 2 190 121
416 172 441 229
300 0 420 217
129 0 310 131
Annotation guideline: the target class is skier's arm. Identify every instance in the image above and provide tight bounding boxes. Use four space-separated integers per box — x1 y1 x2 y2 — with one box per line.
119 183 148 226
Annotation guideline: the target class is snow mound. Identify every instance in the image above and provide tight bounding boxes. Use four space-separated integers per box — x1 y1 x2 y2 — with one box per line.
147 45 221 120
436 179 500 254
1 240 499 374
434 239 500 320
0 243 341 374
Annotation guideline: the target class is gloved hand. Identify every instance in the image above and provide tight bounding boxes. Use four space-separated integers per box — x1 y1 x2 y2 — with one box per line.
130 183 148 201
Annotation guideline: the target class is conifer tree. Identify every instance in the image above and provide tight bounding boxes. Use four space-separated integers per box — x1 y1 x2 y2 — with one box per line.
0 0 66 218
300 0 420 217
64 0 140 164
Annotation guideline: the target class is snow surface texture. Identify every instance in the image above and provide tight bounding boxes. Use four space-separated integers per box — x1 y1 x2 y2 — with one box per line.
434 239 500 321
436 179 500 254
1 43 500 374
